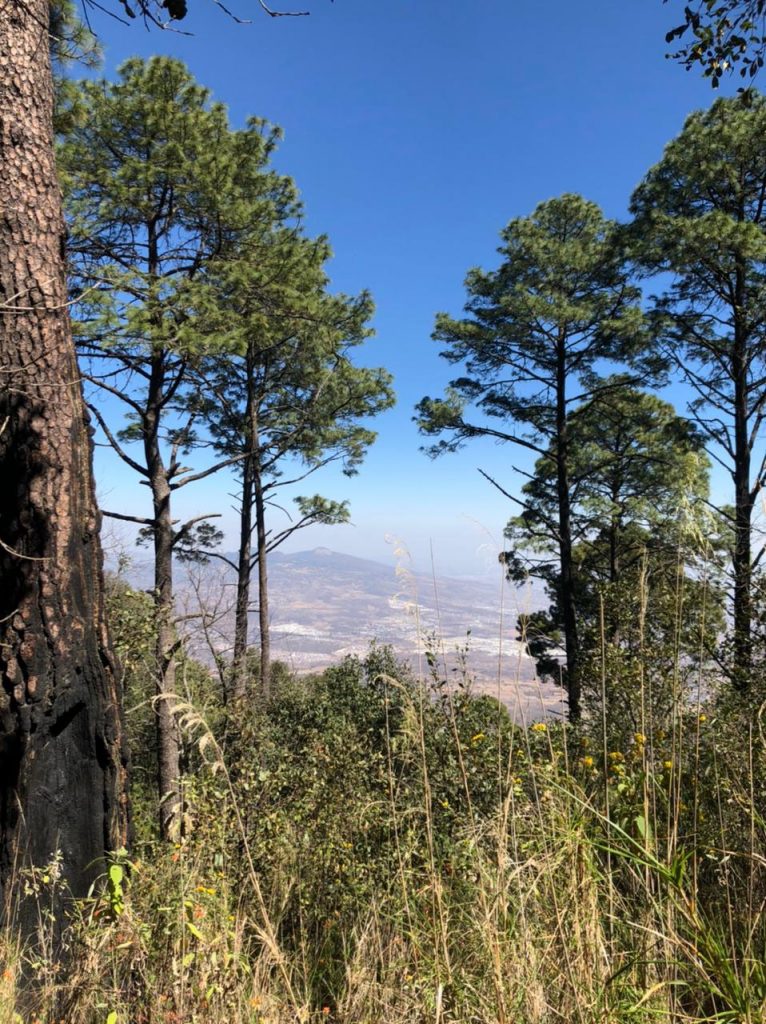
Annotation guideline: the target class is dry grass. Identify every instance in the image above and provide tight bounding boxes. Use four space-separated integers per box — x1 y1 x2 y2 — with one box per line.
5 563 766 1023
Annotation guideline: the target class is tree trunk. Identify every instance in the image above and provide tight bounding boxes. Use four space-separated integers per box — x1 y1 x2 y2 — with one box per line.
555 332 580 720
230 452 254 704
230 344 260 705
0 0 129 938
732 318 752 690
145 352 181 840
253 457 271 700
607 476 623 644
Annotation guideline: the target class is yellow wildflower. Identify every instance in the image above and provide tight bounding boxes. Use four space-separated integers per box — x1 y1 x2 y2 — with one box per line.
531 722 547 733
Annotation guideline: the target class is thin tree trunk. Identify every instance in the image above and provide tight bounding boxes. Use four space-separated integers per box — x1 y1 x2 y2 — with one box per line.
607 479 623 644
0 0 128 937
230 343 260 705
230 454 254 704
555 331 580 720
253 456 271 700
144 351 181 840
732 318 752 689
609 519 620 586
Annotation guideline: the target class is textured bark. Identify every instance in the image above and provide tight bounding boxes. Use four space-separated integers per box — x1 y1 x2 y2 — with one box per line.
144 351 181 840
0 0 129 936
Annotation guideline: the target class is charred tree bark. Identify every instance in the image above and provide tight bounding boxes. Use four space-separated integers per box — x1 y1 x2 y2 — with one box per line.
0 0 129 937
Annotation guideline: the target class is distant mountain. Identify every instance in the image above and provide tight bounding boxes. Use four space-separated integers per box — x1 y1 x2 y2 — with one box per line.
120 547 563 720
270 546 385 573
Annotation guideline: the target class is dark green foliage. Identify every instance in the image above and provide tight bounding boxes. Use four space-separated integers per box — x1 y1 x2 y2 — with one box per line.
50 0 101 137
106 574 223 843
195 227 394 556
629 95 766 688
60 57 303 834
176 645 514 1006
105 577 158 842
417 195 643 464
417 194 645 718
505 384 724 723
87 586 766 1022
61 56 296 524
665 0 766 88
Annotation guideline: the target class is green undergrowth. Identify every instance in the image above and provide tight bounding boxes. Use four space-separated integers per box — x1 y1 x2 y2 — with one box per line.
4 638 766 1023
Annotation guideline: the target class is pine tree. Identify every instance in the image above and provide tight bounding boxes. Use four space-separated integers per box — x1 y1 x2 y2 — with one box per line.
195 233 394 701
629 95 766 689
0 0 309 953
416 195 643 719
61 57 294 838
505 384 720 705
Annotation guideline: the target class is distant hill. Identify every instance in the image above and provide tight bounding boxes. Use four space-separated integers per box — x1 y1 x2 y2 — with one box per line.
119 547 564 720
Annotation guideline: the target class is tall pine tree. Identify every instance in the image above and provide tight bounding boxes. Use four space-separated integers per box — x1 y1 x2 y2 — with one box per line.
630 95 766 689
417 195 643 719
505 384 719 710
195 232 393 701
61 57 294 837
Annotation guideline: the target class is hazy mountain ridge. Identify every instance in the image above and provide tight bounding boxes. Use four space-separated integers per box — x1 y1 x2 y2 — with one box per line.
120 547 564 718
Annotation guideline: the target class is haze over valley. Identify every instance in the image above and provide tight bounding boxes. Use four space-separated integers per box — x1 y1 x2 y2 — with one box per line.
125 547 565 719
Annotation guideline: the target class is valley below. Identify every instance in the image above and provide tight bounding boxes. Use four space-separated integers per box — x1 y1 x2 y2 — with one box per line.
135 547 567 721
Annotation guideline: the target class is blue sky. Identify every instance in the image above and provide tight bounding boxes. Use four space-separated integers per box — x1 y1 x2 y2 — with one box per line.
86 0 739 576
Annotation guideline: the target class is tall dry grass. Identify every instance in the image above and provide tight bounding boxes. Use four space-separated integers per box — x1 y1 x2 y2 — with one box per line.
3 567 766 1024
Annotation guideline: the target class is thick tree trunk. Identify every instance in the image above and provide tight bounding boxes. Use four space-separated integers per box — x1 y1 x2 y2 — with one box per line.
253 459 271 700
0 0 128 937
555 332 580 720
145 353 181 840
